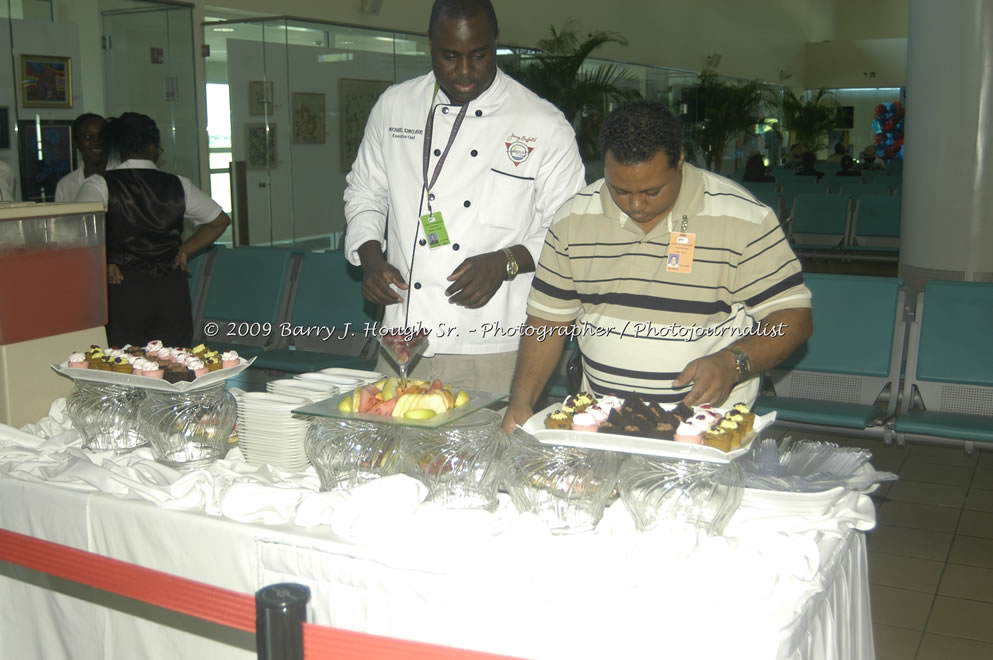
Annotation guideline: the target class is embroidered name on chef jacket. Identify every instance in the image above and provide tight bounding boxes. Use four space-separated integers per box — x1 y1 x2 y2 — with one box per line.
505 132 537 166
389 126 424 141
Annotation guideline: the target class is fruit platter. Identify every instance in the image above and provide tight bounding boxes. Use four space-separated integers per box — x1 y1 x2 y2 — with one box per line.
292 376 505 428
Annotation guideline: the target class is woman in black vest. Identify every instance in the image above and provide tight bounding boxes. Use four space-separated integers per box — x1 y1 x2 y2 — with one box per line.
77 112 230 347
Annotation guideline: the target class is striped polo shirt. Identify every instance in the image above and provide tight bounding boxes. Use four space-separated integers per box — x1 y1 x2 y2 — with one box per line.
527 163 811 405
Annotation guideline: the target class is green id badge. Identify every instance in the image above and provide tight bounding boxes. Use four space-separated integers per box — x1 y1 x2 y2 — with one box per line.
419 211 451 249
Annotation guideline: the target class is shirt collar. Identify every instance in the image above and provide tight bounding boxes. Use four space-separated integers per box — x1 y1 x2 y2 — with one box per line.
598 164 700 238
112 159 159 171
433 68 508 111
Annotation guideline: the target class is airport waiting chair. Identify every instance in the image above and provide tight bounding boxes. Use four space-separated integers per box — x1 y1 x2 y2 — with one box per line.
787 192 851 249
893 281 993 451
195 246 300 357
779 181 831 220
850 194 901 252
186 245 218 339
251 249 381 373
838 183 894 198
754 274 907 443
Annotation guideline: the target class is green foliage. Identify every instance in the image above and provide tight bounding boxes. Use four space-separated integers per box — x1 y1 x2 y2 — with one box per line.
500 23 642 161
782 89 839 153
682 70 771 174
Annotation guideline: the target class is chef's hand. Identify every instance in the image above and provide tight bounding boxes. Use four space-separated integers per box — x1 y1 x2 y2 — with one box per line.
503 400 534 434
446 251 506 308
672 350 737 407
362 259 407 305
107 263 124 284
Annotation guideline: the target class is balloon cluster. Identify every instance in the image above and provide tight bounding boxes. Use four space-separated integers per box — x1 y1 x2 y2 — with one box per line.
871 101 904 160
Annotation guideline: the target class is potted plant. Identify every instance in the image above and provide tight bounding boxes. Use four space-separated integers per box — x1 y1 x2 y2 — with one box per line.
781 88 839 154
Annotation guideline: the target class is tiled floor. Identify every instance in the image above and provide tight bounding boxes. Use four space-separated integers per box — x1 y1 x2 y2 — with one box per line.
807 431 993 659
230 368 993 659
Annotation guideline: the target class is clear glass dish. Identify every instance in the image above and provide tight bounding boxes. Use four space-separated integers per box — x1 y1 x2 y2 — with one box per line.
305 417 404 491
618 455 744 535
402 408 507 510
66 381 147 452
505 432 620 534
137 383 237 469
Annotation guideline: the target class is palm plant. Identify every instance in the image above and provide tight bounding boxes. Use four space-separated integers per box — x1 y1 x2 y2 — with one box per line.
500 23 642 161
682 70 770 174
782 88 839 154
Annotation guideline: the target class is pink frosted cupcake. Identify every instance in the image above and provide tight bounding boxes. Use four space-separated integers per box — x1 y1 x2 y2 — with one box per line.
187 357 209 378
221 350 240 368
598 395 624 412
571 411 599 432
143 360 164 379
587 404 610 425
68 352 89 369
674 422 704 444
145 340 164 354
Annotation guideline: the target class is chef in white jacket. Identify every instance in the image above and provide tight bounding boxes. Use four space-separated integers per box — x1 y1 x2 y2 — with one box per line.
344 0 585 393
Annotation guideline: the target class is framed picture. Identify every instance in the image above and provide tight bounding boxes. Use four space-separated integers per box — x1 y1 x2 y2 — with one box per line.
0 107 9 149
17 119 76 202
248 80 274 116
246 123 276 169
20 55 72 108
292 92 326 145
339 78 391 172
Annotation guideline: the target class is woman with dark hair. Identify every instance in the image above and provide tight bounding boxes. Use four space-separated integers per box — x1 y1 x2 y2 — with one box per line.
76 112 230 347
742 154 775 182
56 113 107 202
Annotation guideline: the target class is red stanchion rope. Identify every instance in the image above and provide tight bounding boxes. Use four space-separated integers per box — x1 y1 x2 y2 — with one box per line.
303 623 524 660
0 528 256 632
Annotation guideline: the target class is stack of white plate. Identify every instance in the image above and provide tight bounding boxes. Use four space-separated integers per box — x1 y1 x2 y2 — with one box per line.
235 392 311 470
267 378 339 402
294 370 381 392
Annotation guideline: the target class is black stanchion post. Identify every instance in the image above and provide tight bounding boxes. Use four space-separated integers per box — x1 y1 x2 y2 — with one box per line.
256 582 311 660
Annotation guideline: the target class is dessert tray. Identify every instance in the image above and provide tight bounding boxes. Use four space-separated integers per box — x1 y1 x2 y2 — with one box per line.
52 357 256 393
292 389 506 429
521 403 777 464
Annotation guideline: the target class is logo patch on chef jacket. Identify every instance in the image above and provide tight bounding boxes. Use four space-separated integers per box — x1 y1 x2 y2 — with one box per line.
505 133 536 167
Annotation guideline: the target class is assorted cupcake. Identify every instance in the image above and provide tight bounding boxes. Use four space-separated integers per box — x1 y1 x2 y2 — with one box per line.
65 342 241 382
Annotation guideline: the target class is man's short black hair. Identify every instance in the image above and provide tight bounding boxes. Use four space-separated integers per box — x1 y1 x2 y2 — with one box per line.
598 100 682 167
72 113 105 140
428 0 498 38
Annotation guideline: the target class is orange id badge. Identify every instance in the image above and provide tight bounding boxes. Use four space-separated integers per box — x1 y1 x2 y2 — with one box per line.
665 232 696 273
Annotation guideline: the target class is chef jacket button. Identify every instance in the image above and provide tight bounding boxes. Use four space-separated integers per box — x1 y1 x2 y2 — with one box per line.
470 149 478 157
463 200 471 208
442 107 450 114
475 110 483 117
419 239 426 246
433 148 441 156
428 193 436 202
452 243 460 251
414 282 422 289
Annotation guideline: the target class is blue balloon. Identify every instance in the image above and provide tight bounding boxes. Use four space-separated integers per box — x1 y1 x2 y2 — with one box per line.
871 120 882 133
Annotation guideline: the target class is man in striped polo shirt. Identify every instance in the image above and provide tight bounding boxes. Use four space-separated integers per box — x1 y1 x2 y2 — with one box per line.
503 101 812 431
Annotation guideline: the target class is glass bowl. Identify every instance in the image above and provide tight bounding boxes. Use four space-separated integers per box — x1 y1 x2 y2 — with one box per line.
66 381 147 452
305 417 404 491
505 432 620 534
137 383 237 469
402 408 507 511
618 455 744 535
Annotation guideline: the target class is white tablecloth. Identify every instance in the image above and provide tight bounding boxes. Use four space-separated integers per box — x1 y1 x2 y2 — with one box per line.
0 400 876 660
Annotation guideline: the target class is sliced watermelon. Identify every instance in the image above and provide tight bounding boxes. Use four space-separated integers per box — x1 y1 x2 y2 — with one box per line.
358 385 379 414
368 397 397 417
430 379 444 392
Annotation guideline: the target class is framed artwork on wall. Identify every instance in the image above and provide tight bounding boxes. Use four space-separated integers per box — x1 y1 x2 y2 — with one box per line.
246 123 276 169
339 78 391 172
17 119 76 202
20 55 72 109
292 92 325 145
248 80 274 116
0 107 9 149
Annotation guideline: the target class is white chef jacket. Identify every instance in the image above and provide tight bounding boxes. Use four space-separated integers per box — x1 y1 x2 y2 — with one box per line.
344 69 586 356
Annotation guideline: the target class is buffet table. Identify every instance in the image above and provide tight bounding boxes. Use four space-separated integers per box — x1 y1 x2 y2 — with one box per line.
0 400 876 660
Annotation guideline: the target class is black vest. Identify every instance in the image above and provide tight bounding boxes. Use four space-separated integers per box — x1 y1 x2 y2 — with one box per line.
104 168 185 278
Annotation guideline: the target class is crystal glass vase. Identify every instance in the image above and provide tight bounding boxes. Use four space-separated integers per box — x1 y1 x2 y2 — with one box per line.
137 383 237 469
67 381 147 452
306 417 404 491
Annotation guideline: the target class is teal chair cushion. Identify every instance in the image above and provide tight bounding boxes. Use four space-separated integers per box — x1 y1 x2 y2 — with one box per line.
894 410 993 443
754 395 886 429
202 246 296 323
916 281 993 387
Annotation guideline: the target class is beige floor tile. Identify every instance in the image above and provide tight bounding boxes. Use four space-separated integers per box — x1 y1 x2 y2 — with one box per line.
873 624 921 660
917 633 993 660
871 585 933 629
908 444 978 467
948 536 993 569
868 525 953 562
938 564 993 603
886 480 967 508
977 452 993 470
957 510 993 539
870 551 943 593
876 500 960 533
971 467 993 490
898 460 974 487
926 596 993 643
965 488 993 513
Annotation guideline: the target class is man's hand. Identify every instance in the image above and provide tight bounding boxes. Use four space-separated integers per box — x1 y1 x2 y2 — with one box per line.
446 251 506 308
672 350 738 407
174 250 189 273
107 263 124 285
502 400 535 434
362 259 407 305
